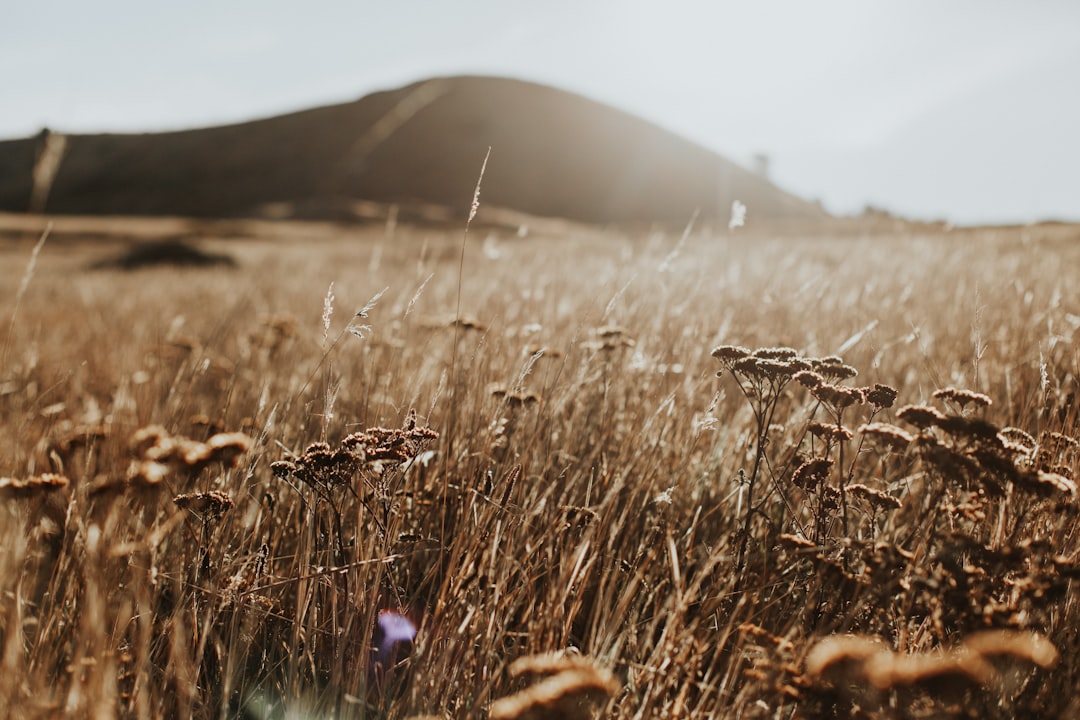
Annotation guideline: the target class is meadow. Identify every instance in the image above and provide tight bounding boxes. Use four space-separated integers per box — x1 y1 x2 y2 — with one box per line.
1 214 1078 719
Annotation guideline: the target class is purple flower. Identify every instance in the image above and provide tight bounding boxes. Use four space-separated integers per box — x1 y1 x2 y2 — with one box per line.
374 611 417 667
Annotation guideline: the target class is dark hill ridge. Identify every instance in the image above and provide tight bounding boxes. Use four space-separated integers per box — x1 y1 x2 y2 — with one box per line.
0 75 825 224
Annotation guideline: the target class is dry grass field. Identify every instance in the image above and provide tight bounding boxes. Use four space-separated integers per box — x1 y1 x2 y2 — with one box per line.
1 214 1079 719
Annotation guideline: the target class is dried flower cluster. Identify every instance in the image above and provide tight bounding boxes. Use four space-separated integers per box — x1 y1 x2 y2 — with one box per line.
272 410 438 493
489 653 619 720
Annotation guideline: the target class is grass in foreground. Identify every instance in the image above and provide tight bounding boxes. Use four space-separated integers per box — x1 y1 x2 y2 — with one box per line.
1 220 1078 719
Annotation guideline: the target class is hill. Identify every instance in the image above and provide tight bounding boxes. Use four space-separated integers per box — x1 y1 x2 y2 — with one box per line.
0 75 825 225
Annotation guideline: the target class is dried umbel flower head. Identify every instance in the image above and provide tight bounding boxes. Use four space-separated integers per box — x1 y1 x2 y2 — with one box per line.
862 648 996 690
490 653 619 720
131 425 252 474
272 442 361 491
961 630 1058 668
866 383 898 409
896 404 947 430
776 533 818 551
1014 470 1077 498
173 490 233 521
752 347 799 361
858 422 914 451
805 635 887 679
808 422 854 444
811 357 858 382
933 387 993 410
793 370 825 389
711 345 751 363
275 412 439 491
847 484 903 511
203 432 252 466
937 415 1002 443
0 473 69 499
811 383 865 410
792 459 832 491
491 385 541 408
808 631 1059 695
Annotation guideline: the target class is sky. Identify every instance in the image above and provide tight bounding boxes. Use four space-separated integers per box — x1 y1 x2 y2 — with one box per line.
4 0 1079 225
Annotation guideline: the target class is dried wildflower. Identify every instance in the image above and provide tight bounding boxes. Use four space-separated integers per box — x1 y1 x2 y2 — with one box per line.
812 383 865 410
490 653 619 720
865 383 898 409
752 347 799 361
933 387 993 410
1014 470 1077 498
131 425 171 457
961 630 1058 668
1000 427 1037 452
811 357 858 381
808 422 853 444
793 370 824 389
127 460 171 487
792 458 832 490
595 325 631 340
50 423 110 456
204 432 252 466
733 356 765 377
863 648 996 690
711 345 751 363
936 415 1001 444
896 404 947 430
820 485 842 511
805 635 886 678
0 473 69 499
130 425 252 475
491 386 541 407
847 484 902 511
776 533 817 551
858 422 914 451
173 490 233 521
272 442 361 490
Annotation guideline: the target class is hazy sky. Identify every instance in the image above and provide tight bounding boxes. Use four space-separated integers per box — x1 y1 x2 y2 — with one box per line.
4 1 1079 224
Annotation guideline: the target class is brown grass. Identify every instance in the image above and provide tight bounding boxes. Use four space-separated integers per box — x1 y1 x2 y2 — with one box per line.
1 217 1079 719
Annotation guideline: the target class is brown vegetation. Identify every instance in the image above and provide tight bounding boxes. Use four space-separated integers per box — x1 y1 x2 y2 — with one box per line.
1 216 1079 719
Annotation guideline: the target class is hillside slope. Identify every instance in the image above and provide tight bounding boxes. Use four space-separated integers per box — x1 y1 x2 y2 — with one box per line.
0 76 825 224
